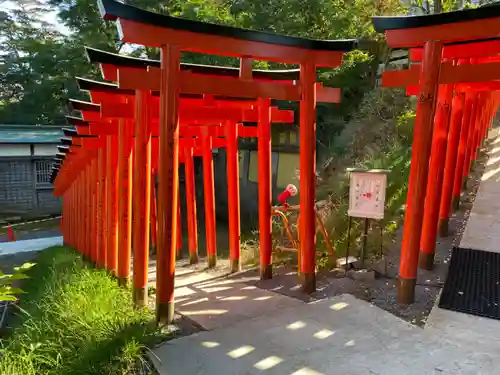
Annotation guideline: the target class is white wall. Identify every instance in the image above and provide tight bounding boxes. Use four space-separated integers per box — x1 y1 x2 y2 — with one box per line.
0 144 31 157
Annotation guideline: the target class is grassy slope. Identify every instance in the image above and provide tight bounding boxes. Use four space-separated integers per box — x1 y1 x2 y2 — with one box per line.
0 246 167 375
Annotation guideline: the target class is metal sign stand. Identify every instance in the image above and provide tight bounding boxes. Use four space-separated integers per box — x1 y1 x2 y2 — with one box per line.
344 168 389 275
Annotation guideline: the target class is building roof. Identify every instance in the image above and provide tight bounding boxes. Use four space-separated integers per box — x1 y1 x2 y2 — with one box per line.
0 125 65 144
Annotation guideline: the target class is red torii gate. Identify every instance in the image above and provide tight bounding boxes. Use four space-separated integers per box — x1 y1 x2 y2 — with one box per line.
52 0 356 324
96 0 355 324
65 89 295 303
372 5 500 304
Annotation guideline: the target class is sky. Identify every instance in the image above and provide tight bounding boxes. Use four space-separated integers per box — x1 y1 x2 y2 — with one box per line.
3 0 70 35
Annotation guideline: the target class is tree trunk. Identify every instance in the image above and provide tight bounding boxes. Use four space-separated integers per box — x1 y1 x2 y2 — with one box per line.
434 0 443 13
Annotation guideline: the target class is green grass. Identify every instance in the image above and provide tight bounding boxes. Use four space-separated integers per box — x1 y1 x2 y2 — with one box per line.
0 246 167 375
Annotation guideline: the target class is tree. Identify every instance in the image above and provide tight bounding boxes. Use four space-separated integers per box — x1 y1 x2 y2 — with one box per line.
0 0 98 124
1 0 406 125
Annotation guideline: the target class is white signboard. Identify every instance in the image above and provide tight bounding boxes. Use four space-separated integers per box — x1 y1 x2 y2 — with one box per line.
347 170 388 220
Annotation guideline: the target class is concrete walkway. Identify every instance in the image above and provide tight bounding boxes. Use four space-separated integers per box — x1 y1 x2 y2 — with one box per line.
150 129 500 374
152 294 497 375
0 236 63 256
425 129 500 358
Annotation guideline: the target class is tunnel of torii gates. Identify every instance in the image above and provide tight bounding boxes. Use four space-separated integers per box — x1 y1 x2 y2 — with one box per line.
372 5 500 304
50 0 358 323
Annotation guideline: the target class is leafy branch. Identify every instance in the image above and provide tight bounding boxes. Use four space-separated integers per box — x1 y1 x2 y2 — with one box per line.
0 263 35 302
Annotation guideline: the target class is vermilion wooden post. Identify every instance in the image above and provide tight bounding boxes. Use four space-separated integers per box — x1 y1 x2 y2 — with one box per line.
398 40 442 304
78 174 83 253
202 127 217 268
452 92 473 211
462 92 479 188
157 44 181 324
258 98 273 280
184 146 199 264
226 120 241 273
92 158 98 263
300 60 317 293
117 118 133 285
177 192 182 256
97 147 106 267
419 83 453 270
72 183 76 248
469 93 484 172
106 135 119 274
133 90 152 306
81 167 86 256
151 176 158 251
439 87 465 237
85 163 91 258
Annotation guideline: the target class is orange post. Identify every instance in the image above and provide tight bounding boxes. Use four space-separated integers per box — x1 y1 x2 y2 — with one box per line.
184 146 199 264
419 83 453 270
258 98 273 280
438 88 465 237
156 44 181 325
299 60 317 293
226 120 241 273
117 118 133 285
398 40 442 304
452 92 473 211
106 135 119 273
133 90 152 306
202 128 217 268
177 191 182 256
469 93 484 171
97 147 106 267
91 158 98 263
151 176 158 250
462 92 478 189
85 163 91 258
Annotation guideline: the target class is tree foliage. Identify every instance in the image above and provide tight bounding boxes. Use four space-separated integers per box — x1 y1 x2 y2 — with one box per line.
0 0 406 125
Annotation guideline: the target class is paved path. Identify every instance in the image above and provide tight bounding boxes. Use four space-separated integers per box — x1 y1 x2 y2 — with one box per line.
152 294 497 375
150 129 500 374
0 236 63 256
425 129 500 358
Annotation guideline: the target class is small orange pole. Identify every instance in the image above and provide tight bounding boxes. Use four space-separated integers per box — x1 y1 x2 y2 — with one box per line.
133 90 152 306
202 128 217 268
97 147 106 267
7 224 15 242
157 44 181 325
184 146 199 264
438 87 465 237
226 121 241 273
258 98 273 280
299 60 317 293
398 40 442 304
419 83 453 270
117 118 133 285
452 91 473 211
